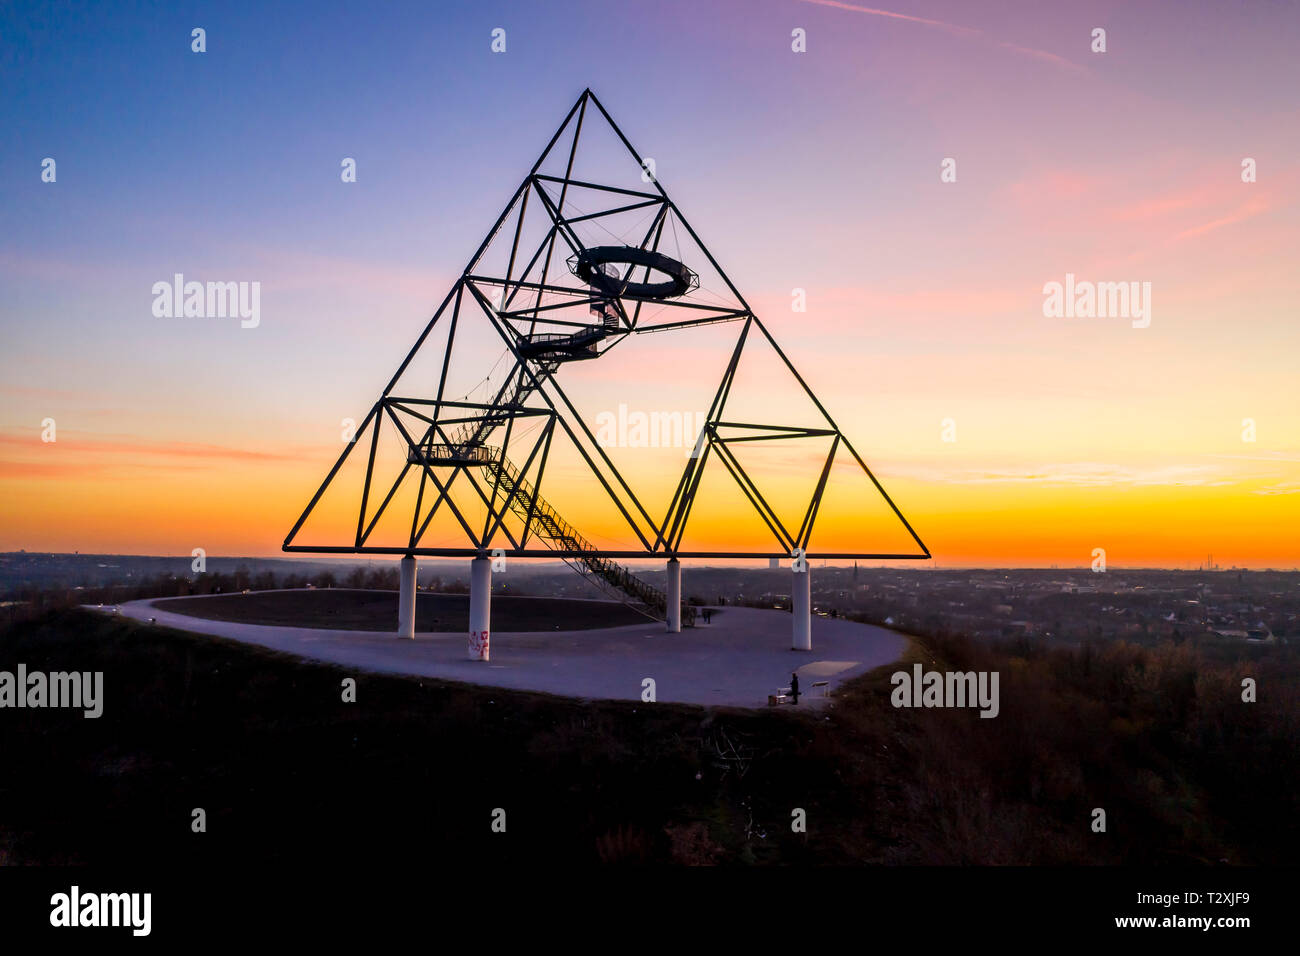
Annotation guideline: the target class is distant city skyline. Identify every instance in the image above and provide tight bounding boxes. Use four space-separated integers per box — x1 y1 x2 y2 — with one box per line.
2 0 1297 567
2 549 1292 574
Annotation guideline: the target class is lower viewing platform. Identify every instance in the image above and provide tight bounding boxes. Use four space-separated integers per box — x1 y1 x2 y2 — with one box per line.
406 442 499 466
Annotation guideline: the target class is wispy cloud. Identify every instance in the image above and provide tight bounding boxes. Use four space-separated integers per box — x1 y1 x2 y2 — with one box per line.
797 0 1087 74
1254 480 1300 496
880 461 1241 488
0 460 206 480
1175 195 1273 240
0 430 304 464
1207 451 1300 464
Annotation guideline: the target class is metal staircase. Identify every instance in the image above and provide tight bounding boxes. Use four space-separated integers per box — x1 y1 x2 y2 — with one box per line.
408 413 692 624
478 449 691 624
516 297 621 362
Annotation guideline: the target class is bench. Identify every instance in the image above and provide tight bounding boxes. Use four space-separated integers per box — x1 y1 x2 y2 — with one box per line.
812 680 830 697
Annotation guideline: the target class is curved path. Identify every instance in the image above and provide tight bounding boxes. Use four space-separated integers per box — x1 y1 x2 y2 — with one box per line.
96 592 907 708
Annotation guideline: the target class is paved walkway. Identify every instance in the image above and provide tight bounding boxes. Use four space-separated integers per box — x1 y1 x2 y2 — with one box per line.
94 594 907 709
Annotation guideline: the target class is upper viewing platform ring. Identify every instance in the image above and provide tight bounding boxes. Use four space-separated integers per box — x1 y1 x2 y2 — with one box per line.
569 246 698 300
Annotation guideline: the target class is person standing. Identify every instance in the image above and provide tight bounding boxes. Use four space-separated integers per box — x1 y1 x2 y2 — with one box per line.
790 671 800 705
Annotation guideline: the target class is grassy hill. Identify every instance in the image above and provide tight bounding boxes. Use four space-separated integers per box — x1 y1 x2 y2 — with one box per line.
0 609 1295 865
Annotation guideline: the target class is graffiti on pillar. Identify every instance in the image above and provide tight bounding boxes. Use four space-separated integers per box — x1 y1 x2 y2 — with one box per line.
470 629 490 660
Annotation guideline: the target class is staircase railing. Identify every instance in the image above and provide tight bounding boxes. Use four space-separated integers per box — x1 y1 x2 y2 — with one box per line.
480 449 692 624
408 349 692 624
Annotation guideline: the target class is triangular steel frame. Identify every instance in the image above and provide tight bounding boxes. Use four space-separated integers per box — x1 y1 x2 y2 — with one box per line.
284 89 929 561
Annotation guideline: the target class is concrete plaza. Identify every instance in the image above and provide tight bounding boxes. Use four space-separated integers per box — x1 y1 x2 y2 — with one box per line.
103 594 907 708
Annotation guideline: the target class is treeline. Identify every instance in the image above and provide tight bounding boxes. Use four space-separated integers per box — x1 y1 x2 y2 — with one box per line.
4 605 1294 865
0 566 472 625
829 625 1300 863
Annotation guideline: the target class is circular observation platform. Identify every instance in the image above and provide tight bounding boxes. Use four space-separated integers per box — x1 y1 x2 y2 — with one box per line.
568 246 698 300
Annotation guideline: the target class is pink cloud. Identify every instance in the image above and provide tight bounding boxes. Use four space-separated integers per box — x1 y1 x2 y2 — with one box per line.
1175 195 1273 240
0 429 307 464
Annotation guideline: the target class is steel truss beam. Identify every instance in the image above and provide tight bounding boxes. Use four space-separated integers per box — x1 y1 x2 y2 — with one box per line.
284 89 929 561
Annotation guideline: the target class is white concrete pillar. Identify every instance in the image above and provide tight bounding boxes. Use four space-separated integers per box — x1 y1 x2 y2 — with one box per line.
398 555 417 639
792 564 811 650
469 556 492 661
665 558 681 633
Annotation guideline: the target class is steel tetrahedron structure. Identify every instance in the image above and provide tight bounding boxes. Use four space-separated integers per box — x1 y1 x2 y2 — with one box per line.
283 90 928 618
